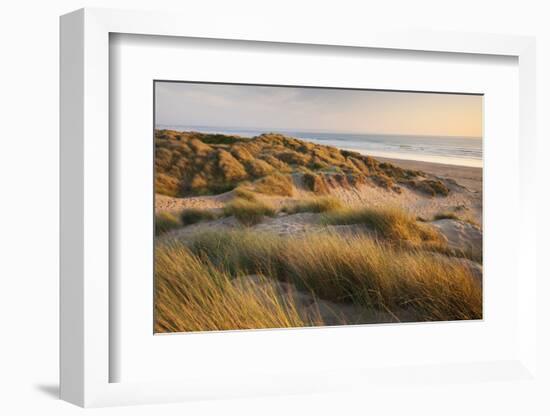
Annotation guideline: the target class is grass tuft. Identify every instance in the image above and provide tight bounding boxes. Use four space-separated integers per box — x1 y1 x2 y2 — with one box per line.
253 173 294 196
155 212 181 236
233 186 258 201
282 196 343 214
433 211 480 229
322 206 443 245
372 174 395 189
223 198 276 225
303 172 329 194
404 179 449 197
433 212 460 221
155 240 315 332
179 208 218 225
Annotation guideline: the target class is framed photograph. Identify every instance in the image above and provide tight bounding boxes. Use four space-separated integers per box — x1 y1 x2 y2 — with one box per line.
152 81 484 333
60 8 538 408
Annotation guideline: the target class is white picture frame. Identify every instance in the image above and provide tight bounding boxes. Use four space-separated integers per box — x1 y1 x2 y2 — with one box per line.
60 7 538 408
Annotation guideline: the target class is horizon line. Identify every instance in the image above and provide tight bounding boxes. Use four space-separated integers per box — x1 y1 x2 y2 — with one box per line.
155 124 482 140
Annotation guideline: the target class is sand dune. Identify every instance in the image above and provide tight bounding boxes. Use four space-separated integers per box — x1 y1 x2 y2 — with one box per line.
156 157 482 226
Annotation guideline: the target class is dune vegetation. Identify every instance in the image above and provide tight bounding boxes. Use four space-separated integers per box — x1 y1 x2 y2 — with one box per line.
282 196 343 214
322 206 444 245
155 228 481 332
223 197 277 225
433 211 461 221
155 212 181 236
179 208 218 225
155 240 316 332
155 129 449 197
433 210 480 228
252 172 294 196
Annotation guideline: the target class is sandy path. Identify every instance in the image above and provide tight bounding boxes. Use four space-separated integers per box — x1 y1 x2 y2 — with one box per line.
155 192 231 213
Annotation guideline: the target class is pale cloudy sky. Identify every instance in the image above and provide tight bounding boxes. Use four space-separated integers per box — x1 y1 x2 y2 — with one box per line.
155 82 482 138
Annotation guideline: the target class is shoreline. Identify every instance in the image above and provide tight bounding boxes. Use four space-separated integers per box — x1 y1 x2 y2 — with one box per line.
333 147 482 169
377 155 482 172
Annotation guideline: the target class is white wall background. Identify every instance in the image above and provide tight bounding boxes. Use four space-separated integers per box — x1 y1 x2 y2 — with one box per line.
0 1 548 415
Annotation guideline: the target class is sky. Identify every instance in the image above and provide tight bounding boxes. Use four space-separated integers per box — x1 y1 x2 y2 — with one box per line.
155 82 483 138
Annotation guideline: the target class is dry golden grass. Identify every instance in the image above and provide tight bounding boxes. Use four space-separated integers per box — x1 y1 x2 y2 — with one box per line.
321 206 482 263
322 206 444 245
179 208 218 225
223 198 276 225
154 130 430 197
433 211 461 221
433 211 480 228
406 179 450 197
217 149 248 182
155 173 180 197
233 186 258 201
186 229 482 323
155 240 315 332
303 172 329 194
252 173 294 196
282 196 343 214
245 158 274 177
155 212 181 236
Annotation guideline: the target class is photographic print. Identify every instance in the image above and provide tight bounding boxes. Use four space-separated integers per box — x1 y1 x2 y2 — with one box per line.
153 82 482 333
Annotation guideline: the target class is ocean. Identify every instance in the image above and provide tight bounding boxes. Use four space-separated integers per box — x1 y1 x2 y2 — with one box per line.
157 125 482 168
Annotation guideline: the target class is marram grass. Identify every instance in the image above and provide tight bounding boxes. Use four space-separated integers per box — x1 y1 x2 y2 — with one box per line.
155 230 482 331
322 206 444 245
155 240 321 333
